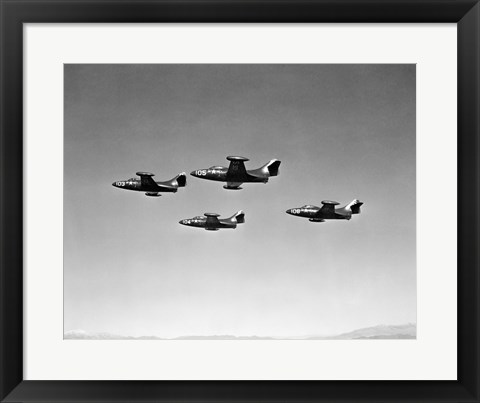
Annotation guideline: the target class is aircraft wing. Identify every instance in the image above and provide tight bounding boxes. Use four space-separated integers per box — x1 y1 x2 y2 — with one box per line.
136 172 158 189
205 213 220 228
226 156 249 180
319 200 340 215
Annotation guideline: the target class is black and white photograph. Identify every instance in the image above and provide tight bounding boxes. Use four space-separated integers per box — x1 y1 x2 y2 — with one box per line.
64 64 416 340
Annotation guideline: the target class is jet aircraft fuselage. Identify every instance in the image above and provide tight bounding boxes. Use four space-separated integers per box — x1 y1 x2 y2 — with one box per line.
191 156 281 190
113 178 179 192
286 200 363 222
112 172 186 197
179 211 245 231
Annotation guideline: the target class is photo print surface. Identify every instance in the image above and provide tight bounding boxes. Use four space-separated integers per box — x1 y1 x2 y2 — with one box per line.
64 64 416 340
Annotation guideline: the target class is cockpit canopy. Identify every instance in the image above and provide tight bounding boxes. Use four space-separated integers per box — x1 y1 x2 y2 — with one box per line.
209 166 225 170
302 205 318 209
194 216 203 220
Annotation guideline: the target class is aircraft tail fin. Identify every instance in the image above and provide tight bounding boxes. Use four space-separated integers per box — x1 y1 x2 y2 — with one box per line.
229 210 245 224
248 159 281 179
261 159 281 176
345 199 363 214
168 172 187 188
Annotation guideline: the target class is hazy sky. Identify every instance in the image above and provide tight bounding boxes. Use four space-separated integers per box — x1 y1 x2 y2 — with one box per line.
64 64 416 338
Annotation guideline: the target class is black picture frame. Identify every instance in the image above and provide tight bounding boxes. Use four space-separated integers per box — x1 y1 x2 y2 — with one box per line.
1 1 479 402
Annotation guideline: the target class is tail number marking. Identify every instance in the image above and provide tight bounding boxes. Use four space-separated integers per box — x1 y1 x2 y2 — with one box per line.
291 209 301 214
196 170 207 176
116 181 126 187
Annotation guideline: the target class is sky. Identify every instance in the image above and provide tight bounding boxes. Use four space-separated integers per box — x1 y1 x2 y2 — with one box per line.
64 64 416 338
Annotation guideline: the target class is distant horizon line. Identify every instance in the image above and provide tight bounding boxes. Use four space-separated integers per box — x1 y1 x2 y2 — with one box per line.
64 322 417 340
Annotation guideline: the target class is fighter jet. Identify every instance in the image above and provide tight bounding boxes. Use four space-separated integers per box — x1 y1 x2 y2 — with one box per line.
112 172 186 197
179 211 245 231
190 156 281 190
286 199 363 222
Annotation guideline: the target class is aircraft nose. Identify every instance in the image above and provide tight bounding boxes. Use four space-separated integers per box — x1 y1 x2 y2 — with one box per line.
179 220 185 225
112 182 117 187
286 209 292 215
190 171 197 177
